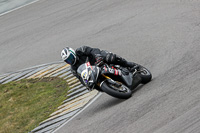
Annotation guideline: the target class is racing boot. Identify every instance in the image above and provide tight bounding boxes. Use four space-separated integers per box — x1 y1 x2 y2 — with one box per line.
126 62 140 72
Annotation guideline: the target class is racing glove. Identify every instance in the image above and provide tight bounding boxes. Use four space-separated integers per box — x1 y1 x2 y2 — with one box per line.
95 54 104 66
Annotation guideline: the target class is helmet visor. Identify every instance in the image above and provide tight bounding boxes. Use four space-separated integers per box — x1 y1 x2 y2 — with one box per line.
65 53 75 65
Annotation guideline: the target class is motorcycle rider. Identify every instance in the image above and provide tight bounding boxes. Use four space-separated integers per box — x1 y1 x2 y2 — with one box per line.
61 46 140 89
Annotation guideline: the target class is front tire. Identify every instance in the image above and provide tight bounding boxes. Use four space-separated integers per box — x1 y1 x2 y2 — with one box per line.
100 81 132 99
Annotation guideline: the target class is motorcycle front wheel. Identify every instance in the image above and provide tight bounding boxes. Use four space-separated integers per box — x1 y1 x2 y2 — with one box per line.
100 81 132 99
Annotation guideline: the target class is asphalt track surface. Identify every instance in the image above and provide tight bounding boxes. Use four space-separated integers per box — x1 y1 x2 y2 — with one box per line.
0 0 200 133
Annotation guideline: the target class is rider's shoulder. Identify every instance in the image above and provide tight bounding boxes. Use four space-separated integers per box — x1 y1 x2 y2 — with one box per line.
76 46 92 53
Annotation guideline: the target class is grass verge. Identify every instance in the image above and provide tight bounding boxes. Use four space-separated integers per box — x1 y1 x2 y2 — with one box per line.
0 77 69 133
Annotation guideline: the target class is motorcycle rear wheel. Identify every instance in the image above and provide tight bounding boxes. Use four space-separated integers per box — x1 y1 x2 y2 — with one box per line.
137 65 152 84
100 81 132 99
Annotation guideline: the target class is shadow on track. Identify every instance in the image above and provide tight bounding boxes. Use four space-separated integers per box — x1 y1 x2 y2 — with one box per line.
91 97 127 114
91 84 146 115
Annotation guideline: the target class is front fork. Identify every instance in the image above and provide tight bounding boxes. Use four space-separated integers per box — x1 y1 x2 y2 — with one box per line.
99 74 122 88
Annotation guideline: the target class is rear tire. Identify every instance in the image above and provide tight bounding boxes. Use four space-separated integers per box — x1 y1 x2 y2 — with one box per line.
137 65 152 84
100 81 132 99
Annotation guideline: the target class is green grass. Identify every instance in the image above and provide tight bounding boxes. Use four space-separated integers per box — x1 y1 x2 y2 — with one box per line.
0 77 69 133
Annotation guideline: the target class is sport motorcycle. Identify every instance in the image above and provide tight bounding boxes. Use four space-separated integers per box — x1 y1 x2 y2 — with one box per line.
77 61 152 99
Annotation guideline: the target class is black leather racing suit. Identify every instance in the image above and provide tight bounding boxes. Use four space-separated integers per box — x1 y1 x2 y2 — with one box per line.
70 46 136 85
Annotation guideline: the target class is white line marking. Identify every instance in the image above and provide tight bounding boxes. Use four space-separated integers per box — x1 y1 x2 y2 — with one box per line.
0 0 40 17
52 92 102 133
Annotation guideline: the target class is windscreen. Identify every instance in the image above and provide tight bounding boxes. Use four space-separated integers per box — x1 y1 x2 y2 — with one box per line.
77 64 86 76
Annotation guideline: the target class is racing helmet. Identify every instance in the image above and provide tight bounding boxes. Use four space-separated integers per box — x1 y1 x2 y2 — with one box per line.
61 47 77 65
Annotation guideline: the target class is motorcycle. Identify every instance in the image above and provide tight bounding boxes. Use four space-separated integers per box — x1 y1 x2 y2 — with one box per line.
77 61 152 99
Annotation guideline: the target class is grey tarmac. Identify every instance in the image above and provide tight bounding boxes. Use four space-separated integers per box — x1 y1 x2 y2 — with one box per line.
0 0 200 133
